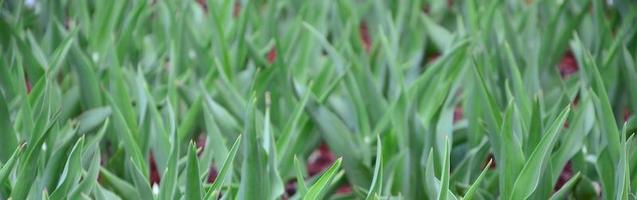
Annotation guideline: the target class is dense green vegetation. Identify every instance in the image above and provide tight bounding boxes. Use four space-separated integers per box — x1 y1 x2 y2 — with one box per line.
1 0 637 199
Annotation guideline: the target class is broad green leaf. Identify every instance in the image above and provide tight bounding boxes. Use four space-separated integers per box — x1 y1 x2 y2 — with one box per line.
303 158 343 200
590 68 621 163
68 149 101 199
596 147 616 200
550 92 594 186
70 45 102 109
0 92 17 162
48 25 78 76
296 82 371 188
12 111 60 200
526 97 543 156
277 82 312 175
0 144 24 185
104 92 146 173
501 101 525 198
621 46 637 118
237 98 266 200
128 157 154 200
177 96 203 142
424 150 439 200
99 168 138 199
503 43 531 122
186 142 203 200
204 135 241 200
76 106 111 134
49 137 85 199
108 66 138 142
94 185 123 200
262 102 285 199
548 172 581 200
510 106 570 199
420 14 452 50
158 125 179 200
615 129 632 200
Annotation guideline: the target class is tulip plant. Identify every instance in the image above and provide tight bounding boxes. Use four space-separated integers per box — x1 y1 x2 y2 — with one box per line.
1 0 637 199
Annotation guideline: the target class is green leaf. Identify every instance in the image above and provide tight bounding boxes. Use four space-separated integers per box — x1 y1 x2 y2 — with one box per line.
108 66 138 142
615 130 632 200
186 142 204 200
99 168 138 199
128 157 154 200
365 136 383 200
237 98 266 200
621 46 637 118
302 22 345 73
49 137 85 199
177 96 203 142
294 156 309 196
68 149 101 199
303 158 343 200
596 147 616 200
76 106 111 134
424 150 439 200
296 83 371 188
70 45 102 109
104 92 146 173
204 135 241 200
548 172 581 200
277 82 312 174
501 101 525 198
463 160 493 200
503 42 531 123
510 106 571 199
590 69 621 163
421 14 452 50
158 125 179 200
12 111 60 200
0 92 17 162
48 25 78 76
437 137 452 200
0 144 25 185
550 92 593 185
526 97 543 156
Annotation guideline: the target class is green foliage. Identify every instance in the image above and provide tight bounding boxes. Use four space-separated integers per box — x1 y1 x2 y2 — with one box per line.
0 0 636 199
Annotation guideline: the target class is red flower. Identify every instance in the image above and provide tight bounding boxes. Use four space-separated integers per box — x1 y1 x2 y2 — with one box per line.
453 106 463 123
25 80 32 94
24 73 32 94
359 22 371 53
554 162 573 191
195 134 220 183
336 184 352 194
197 134 206 156
233 1 241 17
267 47 277 64
284 180 297 197
196 0 207 11
207 166 218 183
427 53 441 64
307 143 336 176
559 51 578 77
149 152 161 184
